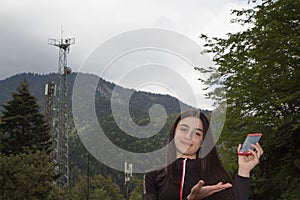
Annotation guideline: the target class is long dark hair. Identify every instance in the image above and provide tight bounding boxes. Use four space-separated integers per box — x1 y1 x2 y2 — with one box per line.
166 109 232 187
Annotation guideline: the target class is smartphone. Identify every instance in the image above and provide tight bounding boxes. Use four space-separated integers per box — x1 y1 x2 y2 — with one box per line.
238 133 262 156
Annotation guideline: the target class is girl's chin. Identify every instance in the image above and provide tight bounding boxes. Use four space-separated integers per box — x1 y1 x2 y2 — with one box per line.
177 149 197 157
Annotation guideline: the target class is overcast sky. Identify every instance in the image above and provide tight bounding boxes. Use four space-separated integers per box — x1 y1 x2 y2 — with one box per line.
0 0 253 109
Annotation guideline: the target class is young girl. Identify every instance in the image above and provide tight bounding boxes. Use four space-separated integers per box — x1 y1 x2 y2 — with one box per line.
143 109 263 200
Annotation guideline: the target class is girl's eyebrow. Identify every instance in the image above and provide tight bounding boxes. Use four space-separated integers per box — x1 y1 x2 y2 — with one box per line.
178 124 189 128
178 124 203 132
195 128 203 132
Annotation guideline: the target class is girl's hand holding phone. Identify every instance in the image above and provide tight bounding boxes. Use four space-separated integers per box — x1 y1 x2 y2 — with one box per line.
237 142 264 177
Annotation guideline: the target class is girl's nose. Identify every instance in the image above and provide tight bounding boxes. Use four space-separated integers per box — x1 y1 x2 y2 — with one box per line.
185 130 194 140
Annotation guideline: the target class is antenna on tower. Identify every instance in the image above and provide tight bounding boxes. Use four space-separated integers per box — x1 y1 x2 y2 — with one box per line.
44 81 56 127
61 25 64 41
48 29 75 187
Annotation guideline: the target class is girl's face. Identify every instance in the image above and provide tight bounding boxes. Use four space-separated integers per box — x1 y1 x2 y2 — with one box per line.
174 117 204 159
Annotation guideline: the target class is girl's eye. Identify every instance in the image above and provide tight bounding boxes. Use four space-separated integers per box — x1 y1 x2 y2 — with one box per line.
195 132 202 136
180 128 188 132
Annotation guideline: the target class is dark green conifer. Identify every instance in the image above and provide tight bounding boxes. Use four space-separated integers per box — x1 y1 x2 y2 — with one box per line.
0 79 52 155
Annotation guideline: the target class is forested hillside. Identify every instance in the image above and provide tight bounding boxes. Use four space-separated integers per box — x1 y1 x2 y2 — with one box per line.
0 72 201 199
0 72 193 115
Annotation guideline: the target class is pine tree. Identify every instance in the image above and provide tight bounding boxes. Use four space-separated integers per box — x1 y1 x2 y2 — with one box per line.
0 151 58 199
0 79 52 155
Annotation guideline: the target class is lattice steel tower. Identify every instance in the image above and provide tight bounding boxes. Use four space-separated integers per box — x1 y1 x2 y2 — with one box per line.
48 31 74 186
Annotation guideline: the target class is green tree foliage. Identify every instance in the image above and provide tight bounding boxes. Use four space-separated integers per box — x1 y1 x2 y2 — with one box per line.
129 177 143 200
0 79 63 199
91 175 123 200
70 176 89 200
70 175 123 200
198 0 300 199
0 151 59 200
0 79 52 155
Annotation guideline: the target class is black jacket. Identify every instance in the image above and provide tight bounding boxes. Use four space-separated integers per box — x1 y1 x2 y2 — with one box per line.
143 158 250 200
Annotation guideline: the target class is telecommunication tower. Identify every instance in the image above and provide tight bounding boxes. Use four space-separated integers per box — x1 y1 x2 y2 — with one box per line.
48 31 74 186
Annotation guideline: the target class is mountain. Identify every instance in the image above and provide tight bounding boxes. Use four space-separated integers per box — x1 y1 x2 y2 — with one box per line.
0 72 193 116
0 72 211 188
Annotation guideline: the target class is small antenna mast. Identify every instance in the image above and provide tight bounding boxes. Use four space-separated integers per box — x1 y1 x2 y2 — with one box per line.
61 25 64 41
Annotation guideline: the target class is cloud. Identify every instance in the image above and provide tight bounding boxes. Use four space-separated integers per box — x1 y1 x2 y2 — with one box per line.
0 0 251 108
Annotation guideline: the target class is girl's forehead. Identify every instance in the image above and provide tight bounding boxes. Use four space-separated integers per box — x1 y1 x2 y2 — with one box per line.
178 117 202 127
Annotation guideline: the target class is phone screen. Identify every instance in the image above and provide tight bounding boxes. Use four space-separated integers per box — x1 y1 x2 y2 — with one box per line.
239 133 262 155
